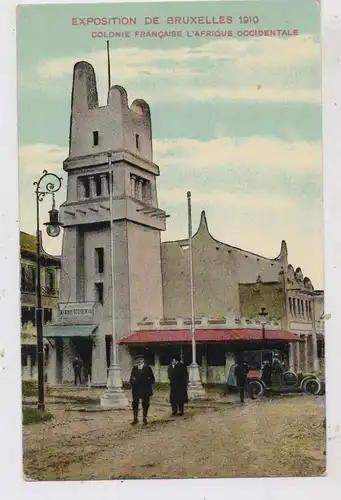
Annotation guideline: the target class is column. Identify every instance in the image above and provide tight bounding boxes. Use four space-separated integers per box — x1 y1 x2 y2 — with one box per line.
100 174 109 197
136 178 143 201
131 175 136 198
78 178 86 199
289 343 294 372
304 337 309 373
27 355 32 380
201 355 208 384
89 175 96 198
62 339 74 383
154 353 161 383
295 342 301 372
91 335 108 386
225 352 234 383
47 344 57 386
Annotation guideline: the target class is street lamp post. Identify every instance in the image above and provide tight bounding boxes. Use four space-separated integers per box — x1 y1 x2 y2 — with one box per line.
186 191 205 400
259 307 268 365
33 170 63 412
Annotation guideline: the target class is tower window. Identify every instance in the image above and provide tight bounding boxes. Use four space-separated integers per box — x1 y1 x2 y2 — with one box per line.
26 267 36 293
45 271 55 294
21 265 26 291
142 180 152 202
95 282 104 305
135 134 140 150
95 248 104 274
93 131 99 147
95 175 102 196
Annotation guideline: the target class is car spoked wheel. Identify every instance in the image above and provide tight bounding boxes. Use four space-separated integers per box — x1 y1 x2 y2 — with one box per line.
247 380 264 400
302 377 321 395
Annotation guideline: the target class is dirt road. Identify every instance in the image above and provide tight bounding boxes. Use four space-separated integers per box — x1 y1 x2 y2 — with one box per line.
23 390 325 480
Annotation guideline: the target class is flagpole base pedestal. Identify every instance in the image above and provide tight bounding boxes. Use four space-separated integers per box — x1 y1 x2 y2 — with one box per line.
100 364 129 409
187 362 206 400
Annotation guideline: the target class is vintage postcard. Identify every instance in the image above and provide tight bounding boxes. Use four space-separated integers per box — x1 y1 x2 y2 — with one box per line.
17 0 325 481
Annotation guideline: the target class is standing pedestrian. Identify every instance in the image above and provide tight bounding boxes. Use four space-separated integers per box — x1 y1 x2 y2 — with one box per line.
168 355 189 416
234 359 249 403
73 354 83 386
129 356 155 425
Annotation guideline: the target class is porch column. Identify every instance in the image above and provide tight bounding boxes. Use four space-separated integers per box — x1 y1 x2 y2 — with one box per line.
225 352 235 381
295 341 301 372
91 334 107 386
201 355 208 384
154 353 161 383
289 343 294 372
62 339 74 383
46 344 57 386
304 337 309 373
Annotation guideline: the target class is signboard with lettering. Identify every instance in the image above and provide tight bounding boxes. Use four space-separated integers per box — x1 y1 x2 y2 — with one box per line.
59 302 95 324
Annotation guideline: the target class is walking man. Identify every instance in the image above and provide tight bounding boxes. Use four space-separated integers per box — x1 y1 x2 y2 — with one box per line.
168 356 189 416
234 359 249 403
129 356 155 425
73 354 83 386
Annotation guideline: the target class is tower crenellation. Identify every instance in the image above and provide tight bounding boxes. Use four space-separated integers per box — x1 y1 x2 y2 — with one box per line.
69 61 152 162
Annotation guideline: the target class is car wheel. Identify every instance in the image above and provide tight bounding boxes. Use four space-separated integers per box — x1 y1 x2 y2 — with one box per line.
302 377 321 395
247 380 264 400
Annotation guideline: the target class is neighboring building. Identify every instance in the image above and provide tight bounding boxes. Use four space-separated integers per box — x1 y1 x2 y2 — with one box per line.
21 231 60 381
44 61 324 386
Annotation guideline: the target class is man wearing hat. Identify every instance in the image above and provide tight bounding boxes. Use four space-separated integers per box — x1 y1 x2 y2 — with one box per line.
129 355 155 425
168 355 189 416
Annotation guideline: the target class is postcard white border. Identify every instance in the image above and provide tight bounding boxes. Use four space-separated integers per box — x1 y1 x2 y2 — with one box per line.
1 0 340 498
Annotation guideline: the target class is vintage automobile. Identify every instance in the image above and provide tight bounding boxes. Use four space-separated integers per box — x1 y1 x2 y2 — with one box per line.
226 349 325 399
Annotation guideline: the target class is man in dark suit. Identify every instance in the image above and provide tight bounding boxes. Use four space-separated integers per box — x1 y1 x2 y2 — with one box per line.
168 356 189 416
234 359 249 403
73 354 83 386
129 356 155 425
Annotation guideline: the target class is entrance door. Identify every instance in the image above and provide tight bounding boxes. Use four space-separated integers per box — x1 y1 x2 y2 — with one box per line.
71 337 93 383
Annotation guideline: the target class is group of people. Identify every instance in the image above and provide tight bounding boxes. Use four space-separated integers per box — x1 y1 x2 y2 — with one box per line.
129 355 189 425
73 352 283 424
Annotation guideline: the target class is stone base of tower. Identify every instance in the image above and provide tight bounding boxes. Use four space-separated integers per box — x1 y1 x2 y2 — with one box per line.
187 362 206 400
100 365 129 409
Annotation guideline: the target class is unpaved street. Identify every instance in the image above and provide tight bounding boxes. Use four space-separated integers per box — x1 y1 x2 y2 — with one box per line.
23 389 326 480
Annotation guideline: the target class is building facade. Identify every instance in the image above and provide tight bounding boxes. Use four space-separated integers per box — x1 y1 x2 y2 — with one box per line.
21 231 60 381
44 61 324 386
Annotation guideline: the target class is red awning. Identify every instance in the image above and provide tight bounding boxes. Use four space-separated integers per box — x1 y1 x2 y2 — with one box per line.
120 329 299 345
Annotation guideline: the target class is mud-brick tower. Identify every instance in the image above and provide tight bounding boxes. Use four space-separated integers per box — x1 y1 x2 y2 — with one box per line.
58 61 167 404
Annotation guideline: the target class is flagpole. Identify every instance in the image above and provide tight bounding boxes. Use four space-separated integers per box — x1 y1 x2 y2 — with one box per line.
100 154 128 408
109 155 117 366
186 191 205 400
107 40 111 91
187 191 196 364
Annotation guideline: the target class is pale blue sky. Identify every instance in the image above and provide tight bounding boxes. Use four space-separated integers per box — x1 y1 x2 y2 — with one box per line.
17 0 323 288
